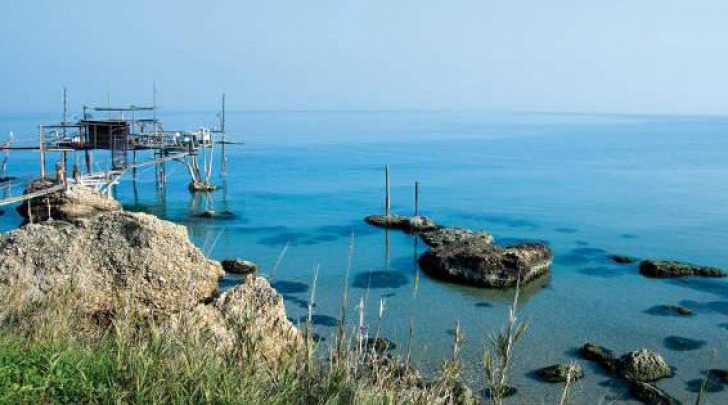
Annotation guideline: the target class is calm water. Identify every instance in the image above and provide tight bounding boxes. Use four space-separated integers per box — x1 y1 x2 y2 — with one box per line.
2 111 728 403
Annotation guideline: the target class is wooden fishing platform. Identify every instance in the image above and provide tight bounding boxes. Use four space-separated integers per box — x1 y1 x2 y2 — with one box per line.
0 90 230 208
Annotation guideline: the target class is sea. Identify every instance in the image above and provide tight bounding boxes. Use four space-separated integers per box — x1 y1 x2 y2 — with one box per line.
2 110 727 403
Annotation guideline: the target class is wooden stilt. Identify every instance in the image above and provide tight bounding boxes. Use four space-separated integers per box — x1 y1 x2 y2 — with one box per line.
414 181 419 217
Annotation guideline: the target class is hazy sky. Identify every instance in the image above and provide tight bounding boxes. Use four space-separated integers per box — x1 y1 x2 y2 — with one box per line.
1 0 726 114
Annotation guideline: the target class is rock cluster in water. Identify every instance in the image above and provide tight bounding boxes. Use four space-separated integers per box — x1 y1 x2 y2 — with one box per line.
0 210 301 363
579 343 679 404
639 260 726 278
363 215 552 289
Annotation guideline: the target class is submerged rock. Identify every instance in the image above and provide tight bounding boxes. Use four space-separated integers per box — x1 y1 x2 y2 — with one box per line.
645 305 694 317
617 349 672 382
364 214 439 233
420 227 494 249
608 254 638 264
663 336 706 352
579 343 617 373
221 259 259 275
194 210 236 220
16 182 121 222
629 382 682 405
639 260 726 278
535 363 584 383
418 236 552 288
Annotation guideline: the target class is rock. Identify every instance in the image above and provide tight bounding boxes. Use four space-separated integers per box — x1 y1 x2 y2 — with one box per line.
188 181 217 192
194 210 236 220
364 214 439 233
420 227 494 249
0 211 222 323
645 305 693 317
608 254 638 264
617 349 672 382
629 382 682 405
365 337 396 353
579 343 617 373
183 275 303 364
418 236 552 288
639 260 726 278
535 363 584 383
221 259 259 275
16 182 121 222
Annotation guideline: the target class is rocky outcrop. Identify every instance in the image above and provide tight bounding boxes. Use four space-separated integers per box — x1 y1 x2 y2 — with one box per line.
364 214 439 233
222 259 259 275
183 275 302 363
420 227 494 249
639 260 726 278
0 211 302 363
418 237 552 288
16 182 121 222
0 211 221 321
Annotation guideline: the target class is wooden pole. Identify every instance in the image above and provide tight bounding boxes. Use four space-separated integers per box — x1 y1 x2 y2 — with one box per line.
414 181 419 217
39 125 46 179
385 165 390 217
221 93 226 174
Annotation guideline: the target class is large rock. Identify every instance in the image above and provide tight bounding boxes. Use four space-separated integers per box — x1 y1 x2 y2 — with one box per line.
0 211 221 322
364 214 439 233
639 260 726 278
16 181 121 222
418 236 552 288
617 349 672 382
420 227 494 249
183 275 303 363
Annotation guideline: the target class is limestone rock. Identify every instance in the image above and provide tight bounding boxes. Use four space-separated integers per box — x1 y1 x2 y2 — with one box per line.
0 211 221 323
617 349 672 382
184 275 303 363
420 227 494 249
418 237 552 288
364 214 439 233
16 182 121 222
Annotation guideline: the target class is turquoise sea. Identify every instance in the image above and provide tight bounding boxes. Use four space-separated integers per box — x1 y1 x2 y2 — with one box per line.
2 111 728 403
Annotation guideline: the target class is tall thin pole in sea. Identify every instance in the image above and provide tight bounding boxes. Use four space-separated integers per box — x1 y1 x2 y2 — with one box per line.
221 93 226 175
385 164 390 217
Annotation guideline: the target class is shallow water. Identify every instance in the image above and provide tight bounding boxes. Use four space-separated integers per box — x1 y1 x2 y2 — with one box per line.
2 111 728 403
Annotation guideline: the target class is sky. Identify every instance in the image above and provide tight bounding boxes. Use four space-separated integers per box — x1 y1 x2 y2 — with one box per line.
1 0 727 115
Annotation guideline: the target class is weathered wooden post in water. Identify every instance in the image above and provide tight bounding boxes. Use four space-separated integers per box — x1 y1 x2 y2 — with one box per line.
38 125 46 179
385 165 391 217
